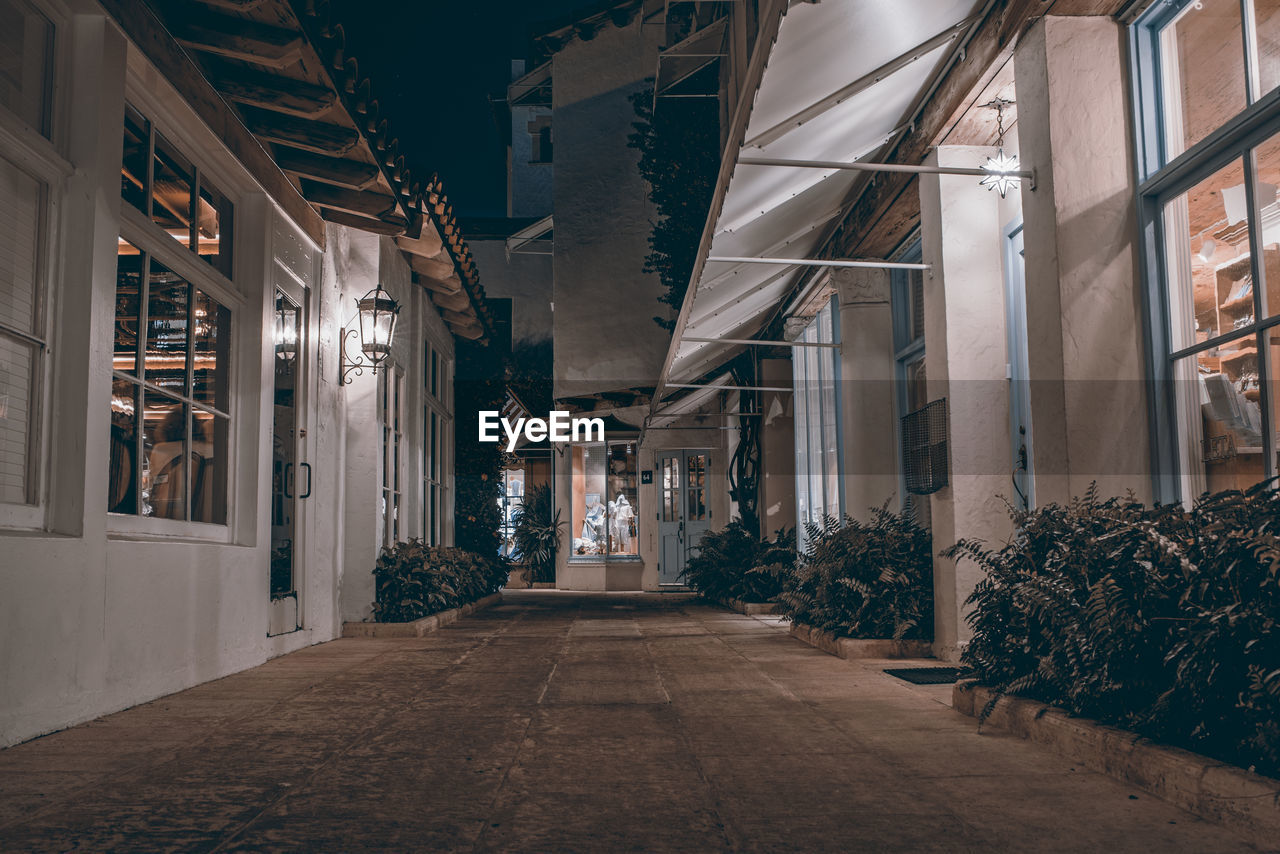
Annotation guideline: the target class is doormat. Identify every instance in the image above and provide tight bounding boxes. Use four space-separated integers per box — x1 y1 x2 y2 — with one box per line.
883 667 962 685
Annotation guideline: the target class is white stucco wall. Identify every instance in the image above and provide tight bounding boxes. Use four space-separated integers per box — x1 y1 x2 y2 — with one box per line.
468 238 552 345
551 17 670 399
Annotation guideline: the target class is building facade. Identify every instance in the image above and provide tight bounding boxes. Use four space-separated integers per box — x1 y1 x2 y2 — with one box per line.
0 0 490 747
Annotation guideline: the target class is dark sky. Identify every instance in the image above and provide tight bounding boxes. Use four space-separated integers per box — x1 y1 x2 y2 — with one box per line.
330 0 598 217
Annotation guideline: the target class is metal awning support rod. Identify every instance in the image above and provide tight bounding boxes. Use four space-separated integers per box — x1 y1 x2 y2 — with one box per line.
683 336 837 349
667 383 791 392
706 255 929 271
739 156 1036 187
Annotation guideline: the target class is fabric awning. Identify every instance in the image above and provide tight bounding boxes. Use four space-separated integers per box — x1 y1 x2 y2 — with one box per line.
659 0 984 394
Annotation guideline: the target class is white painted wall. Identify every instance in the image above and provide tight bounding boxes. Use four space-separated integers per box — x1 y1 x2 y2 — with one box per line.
551 17 670 400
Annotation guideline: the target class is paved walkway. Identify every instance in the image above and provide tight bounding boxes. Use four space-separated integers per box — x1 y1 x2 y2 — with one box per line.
0 592 1261 852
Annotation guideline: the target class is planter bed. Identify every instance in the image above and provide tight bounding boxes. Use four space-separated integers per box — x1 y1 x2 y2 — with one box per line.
722 598 779 616
953 681 1280 850
342 592 503 639
789 622 932 659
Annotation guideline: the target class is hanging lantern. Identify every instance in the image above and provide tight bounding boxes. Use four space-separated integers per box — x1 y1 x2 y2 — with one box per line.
340 286 401 384
979 98 1023 199
274 296 298 362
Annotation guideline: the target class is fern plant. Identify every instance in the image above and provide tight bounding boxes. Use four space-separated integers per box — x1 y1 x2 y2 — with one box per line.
372 541 507 623
949 481 1280 778
511 483 563 586
680 521 794 603
778 507 933 640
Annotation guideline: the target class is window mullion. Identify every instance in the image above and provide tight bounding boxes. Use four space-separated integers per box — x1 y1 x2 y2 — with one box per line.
1244 149 1277 480
1242 0 1261 105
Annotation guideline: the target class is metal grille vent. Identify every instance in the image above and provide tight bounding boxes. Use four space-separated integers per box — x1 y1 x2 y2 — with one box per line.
902 398 949 495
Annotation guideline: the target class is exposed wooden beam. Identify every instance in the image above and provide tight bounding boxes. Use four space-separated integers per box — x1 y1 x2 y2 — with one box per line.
97 0 325 248
215 67 337 119
441 308 478 327
450 323 484 340
320 208 406 236
274 148 379 190
409 255 459 284
301 180 398 218
427 288 472 312
174 13 303 69
395 228 444 259
240 106 359 156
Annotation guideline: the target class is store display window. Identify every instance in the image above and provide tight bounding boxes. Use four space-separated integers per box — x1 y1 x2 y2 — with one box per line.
570 442 638 559
499 467 525 558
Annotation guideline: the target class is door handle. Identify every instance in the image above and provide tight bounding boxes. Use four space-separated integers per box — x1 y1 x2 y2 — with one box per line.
299 462 312 499
283 462 293 499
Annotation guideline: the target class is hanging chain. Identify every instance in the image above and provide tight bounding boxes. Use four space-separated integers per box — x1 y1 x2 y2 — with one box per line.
979 97 1014 148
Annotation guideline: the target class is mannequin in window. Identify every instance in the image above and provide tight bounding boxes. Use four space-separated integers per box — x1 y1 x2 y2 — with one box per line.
610 494 634 552
582 494 606 550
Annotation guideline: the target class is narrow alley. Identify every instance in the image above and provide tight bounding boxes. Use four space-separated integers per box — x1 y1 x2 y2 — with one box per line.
0 594 1256 853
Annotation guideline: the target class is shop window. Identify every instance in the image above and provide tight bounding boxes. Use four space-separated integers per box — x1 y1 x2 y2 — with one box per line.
0 0 54 138
891 239 932 525
108 240 231 524
0 153 46 507
1134 1 1280 501
1134 0 1280 177
380 364 404 547
570 441 638 559
422 341 450 546
792 297 841 549
499 467 525 558
120 104 234 280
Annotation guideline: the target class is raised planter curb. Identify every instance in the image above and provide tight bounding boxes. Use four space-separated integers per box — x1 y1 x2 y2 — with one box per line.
953 681 1280 850
723 599 778 616
789 622 932 659
342 592 504 639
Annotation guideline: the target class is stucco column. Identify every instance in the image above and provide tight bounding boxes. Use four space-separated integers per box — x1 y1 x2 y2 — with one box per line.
919 145 1014 661
833 268 899 520
1015 16 1150 504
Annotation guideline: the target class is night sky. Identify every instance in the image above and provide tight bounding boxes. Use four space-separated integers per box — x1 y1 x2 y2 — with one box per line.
330 0 600 217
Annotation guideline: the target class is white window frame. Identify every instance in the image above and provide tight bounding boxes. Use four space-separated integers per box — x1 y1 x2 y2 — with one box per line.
0 0 71 530
106 93 246 542
421 336 452 546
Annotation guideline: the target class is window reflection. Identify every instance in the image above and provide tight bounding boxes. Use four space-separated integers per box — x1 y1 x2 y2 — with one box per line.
571 442 638 558
1163 0 1247 157
145 262 190 395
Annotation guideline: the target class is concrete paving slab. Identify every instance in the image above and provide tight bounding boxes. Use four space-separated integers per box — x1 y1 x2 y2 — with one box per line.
0 592 1263 852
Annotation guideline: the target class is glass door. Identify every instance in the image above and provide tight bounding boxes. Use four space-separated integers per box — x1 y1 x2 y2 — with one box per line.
1004 220 1035 510
269 288 307 635
657 449 711 585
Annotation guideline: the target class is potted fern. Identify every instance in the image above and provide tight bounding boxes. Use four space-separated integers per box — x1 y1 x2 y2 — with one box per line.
511 483 563 587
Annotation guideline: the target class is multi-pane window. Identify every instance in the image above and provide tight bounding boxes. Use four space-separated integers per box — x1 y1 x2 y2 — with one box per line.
792 298 841 548
109 242 231 522
0 0 54 139
891 240 930 525
570 442 638 558
422 341 450 546
0 0 56 515
379 364 404 547
499 467 524 557
121 104 234 279
110 105 234 525
1133 1 1280 500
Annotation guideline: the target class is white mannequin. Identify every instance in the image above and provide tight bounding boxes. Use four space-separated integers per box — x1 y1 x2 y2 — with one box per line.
610 494 634 552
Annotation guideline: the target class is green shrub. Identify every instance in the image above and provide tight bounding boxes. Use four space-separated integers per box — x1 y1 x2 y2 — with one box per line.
680 521 795 603
511 483 563 585
778 507 933 640
372 541 507 623
946 482 1280 777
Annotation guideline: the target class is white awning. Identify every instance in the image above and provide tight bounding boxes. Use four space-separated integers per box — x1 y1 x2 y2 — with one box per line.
658 0 984 398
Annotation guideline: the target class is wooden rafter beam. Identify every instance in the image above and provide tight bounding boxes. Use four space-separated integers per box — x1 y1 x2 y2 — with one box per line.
97 0 325 247
240 106 359 156
320 208 406 236
409 255 459 284
300 180 397 218
274 148 379 190
198 0 266 8
213 66 337 119
174 12 303 69
427 287 472 312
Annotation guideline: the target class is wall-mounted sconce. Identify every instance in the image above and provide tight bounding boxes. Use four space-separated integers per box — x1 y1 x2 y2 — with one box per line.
339 286 400 385
274 295 298 362
979 98 1022 199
